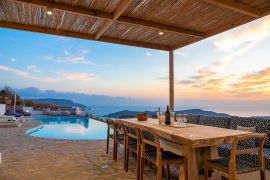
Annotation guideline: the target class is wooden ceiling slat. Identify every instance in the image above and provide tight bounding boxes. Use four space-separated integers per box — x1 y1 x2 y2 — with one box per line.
11 0 205 37
205 0 261 17
0 21 171 50
2 0 270 51
95 0 134 39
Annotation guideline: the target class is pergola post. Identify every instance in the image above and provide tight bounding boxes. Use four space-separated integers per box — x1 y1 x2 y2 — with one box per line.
169 50 174 111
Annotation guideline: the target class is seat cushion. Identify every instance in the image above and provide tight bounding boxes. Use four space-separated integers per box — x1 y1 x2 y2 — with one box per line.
144 151 183 165
129 143 156 153
218 144 270 169
207 157 260 174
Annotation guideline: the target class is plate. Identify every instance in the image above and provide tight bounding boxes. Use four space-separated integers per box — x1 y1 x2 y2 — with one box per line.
169 123 194 128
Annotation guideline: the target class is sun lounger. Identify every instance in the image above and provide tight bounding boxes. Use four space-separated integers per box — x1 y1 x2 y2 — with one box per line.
0 115 22 127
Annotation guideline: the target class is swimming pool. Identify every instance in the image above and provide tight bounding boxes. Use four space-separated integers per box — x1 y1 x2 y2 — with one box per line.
26 116 107 140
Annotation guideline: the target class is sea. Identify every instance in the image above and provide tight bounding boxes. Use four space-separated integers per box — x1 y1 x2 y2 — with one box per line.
88 106 270 117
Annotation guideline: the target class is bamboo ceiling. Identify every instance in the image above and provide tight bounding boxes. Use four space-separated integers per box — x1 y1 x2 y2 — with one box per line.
0 0 270 51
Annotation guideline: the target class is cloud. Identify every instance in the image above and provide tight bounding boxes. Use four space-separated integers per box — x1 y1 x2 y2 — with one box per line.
10 57 16 62
55 49 95 65
27 65 41 73
231 67 270 94
0 65 29 77
158 76 169 81
0 65 56 83
213 15 270 52
63 50 70 55
41 56 53 61
160 68 168 73
145 51 153 56
56 71 95 82
174 49 185 56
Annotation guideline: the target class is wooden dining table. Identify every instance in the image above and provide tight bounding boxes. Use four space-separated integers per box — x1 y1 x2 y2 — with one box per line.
117 118 252 180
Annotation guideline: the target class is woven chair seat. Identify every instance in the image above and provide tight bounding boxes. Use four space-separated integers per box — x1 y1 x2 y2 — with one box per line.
128 143 156 153
207 157 260 174
110 133 126 144
143 151 183 165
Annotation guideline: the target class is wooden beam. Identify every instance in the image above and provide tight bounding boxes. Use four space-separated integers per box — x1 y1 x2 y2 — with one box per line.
12 0 205 37
12 0 112 19
118 16 206 37
169 51 174 111
0 21 171 51
205 0 261 17
172 15 254 50
260 4 270 16
95 0 134 39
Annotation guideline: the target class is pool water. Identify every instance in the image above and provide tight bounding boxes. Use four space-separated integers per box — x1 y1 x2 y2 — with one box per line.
26 116 107 140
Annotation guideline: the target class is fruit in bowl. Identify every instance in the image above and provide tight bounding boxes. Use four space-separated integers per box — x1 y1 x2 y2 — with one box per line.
136 113 148 121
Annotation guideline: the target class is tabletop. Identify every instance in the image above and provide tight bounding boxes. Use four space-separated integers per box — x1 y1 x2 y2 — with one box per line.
117 118 252 148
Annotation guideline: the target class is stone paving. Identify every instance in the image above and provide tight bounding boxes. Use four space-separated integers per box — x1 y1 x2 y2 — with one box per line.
0 119 166 180
0 119 269 180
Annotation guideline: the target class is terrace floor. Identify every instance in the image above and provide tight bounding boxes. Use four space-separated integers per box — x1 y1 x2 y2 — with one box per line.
0 119 269 180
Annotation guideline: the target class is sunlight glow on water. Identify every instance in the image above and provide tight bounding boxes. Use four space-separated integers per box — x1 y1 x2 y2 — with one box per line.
26 116 107 140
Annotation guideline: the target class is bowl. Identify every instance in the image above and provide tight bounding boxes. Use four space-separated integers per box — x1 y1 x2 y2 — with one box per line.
136 113 148 121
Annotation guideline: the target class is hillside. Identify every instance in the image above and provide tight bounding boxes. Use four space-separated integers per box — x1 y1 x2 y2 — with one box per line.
31 98 87 109
103 109 230 118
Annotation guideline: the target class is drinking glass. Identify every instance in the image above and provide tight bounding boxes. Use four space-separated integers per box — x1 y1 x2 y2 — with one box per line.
170 112 175 125
160 115 165 125
176 114 188 125
157 111 163 124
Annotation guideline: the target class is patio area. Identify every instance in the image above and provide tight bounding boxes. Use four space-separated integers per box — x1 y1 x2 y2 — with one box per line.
0 118 269 180
1 0 270 179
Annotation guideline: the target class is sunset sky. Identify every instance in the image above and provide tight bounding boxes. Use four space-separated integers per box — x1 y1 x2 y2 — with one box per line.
1 15 270 115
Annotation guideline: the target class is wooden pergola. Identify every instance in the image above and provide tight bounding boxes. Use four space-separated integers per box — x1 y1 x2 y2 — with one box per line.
1 0 270 110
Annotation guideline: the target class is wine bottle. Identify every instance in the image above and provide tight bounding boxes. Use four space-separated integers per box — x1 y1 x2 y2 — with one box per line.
165 105 171 125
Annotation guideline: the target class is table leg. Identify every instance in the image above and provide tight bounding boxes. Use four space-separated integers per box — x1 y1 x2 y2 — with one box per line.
179 145 221 180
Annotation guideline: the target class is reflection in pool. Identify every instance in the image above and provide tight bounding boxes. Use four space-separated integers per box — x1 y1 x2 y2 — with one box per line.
26 116 107 140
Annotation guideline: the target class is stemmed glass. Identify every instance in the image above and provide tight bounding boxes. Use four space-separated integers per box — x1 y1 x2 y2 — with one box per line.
176 114 188 125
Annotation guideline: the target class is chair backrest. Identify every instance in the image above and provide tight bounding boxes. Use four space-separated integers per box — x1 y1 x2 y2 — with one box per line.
138 127 161 155
230 133 266 170
114 121 125 134
106 118 115 129
123 123 140 143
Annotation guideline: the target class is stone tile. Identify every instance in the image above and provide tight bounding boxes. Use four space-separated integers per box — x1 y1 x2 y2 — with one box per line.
0 119 269 180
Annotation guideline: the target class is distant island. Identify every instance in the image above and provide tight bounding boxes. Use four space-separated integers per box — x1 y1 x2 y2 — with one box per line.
103 109 230 118
31 98 88 109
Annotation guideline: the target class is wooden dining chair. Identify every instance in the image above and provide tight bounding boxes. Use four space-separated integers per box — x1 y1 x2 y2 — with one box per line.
123 124 141 179
123 124 156 179
114 121 126 162
204 133 267 180
138 127 187 180
106 119 115 156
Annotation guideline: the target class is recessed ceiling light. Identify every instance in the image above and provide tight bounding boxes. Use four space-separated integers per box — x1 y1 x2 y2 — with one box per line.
46 7 53 15
46 10 52 15
159 32 164 35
